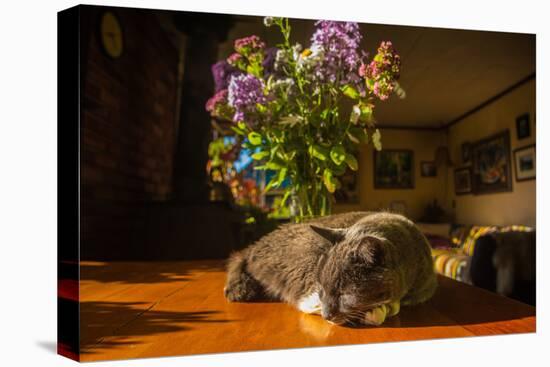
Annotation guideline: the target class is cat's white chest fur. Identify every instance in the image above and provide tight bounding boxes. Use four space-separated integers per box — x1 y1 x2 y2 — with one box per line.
297 292 322 314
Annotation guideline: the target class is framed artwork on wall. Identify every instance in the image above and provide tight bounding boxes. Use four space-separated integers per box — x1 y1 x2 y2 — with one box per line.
513 144 536 181
420 161 437 177
516 113 531 140
374 149 414 189
454 167 472 195
471 130 512 194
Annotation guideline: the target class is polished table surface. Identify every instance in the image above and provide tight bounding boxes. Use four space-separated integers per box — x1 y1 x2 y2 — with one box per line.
78 260 536 361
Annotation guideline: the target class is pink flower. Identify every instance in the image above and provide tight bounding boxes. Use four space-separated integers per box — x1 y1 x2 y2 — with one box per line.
234 35 266 55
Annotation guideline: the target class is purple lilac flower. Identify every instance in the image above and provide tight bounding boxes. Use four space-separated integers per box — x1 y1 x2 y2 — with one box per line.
227 74 267 122
211 61 241 92
310 21 362 85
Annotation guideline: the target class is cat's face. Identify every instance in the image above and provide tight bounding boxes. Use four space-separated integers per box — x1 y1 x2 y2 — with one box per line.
311 225 398 325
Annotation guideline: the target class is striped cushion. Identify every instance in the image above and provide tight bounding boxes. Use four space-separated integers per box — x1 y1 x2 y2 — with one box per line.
449 225 534 256
431 249 470 282
432 225 534 283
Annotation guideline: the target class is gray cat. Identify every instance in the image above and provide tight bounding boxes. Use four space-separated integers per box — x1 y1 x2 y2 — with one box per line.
224 211 437 326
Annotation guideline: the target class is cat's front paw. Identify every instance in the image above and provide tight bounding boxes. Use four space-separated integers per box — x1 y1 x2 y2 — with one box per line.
363 301 400 325
386 301 400 317
363 305 387 326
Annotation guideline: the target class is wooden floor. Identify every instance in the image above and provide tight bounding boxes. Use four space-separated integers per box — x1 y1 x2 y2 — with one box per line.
79 260 535 361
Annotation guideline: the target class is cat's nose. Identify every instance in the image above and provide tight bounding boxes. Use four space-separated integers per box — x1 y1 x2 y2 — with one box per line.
321 305 339 321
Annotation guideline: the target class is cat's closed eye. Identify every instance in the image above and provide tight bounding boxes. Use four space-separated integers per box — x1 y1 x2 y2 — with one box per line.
339 294 357 310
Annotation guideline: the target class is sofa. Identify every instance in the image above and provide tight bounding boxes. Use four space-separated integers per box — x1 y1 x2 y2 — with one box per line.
417 223 536 306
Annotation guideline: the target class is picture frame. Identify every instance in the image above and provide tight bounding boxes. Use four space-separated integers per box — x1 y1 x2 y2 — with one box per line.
516 113 531 140
454 167 472 195
471 130 512 194
420 161 437 177
461 142 471 164
513 144 536 182
374 149 414 189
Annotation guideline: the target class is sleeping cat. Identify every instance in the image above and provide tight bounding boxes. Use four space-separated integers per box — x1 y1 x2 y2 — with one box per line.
224 211 437 326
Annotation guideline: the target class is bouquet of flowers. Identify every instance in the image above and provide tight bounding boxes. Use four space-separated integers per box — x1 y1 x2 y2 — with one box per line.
206 17 402 221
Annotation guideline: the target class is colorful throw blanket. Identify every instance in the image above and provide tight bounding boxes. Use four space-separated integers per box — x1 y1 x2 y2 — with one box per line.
428 224 534 283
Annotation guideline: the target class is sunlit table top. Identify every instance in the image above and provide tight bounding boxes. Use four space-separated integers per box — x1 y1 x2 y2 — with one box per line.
77 260 535 362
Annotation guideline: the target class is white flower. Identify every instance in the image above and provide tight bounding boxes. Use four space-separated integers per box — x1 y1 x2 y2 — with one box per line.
295 44 325 72
263 17 274 27
350 105 360 124
292 43 303 61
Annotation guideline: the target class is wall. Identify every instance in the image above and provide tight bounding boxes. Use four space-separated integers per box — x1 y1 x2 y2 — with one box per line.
445 79 536 226
335 128 447 221
80 7 179 258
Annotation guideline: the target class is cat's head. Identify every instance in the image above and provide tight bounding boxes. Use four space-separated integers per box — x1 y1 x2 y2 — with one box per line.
310 224 399 325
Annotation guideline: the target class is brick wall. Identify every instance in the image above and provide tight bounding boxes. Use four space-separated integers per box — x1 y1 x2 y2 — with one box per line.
80 7 179 258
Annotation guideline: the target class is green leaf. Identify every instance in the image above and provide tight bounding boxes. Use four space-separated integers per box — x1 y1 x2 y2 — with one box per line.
264 177 278 193
323 169 337 193
366 78 375 90
277 167 288 185
330 145 346 166
341 84 360 99
309 145 328 161
358 103 373 122
248 131 262 145
332 163 347 176
349 127 369 144
347 131 360 144
266 161 284 170
280 189 292 207
230 126 245 136
238 121 247 131
251 151 270 160
345 153 358 171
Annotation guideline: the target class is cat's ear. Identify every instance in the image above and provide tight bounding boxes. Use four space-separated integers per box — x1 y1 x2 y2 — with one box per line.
309 225 346 245
361 236 390 264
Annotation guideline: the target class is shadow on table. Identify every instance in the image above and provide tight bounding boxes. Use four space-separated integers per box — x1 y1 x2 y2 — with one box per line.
372 277 535 329
80 301 233 356
67 260 227 284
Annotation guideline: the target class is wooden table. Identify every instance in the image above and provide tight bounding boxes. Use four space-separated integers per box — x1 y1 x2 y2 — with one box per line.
78 260 535 362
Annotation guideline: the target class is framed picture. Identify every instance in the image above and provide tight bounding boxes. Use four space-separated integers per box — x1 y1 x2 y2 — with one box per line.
471 130 512 194
461 142 471 163
334 168 360 203
420 161 437 177
454 167 472 195
374 150 414 189
516 113 531 140
513 144 536 181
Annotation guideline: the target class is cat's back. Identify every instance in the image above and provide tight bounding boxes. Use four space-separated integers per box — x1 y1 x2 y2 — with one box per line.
249 211 370 258
356 212 432 259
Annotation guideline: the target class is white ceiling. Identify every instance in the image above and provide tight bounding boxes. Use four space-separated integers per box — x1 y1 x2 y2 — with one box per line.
220 17 535 128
